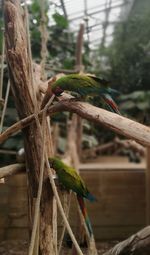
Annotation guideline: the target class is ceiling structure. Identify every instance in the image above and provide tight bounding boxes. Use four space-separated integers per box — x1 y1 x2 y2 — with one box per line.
49 0 135 49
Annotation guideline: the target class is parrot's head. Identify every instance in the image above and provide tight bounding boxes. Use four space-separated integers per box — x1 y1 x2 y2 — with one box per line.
52 86 64 96
48 157 64 171
51 76 67 96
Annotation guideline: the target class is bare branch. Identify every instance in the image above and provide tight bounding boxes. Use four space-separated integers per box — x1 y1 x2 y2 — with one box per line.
75 23 85 71
45 65 79 74
103 226 150 255
0 163 25 179
0 96 150 147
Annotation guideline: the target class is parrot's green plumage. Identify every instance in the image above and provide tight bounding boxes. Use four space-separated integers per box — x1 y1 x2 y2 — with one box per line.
49 157 96 236
51 74 120 114
49 157 96 202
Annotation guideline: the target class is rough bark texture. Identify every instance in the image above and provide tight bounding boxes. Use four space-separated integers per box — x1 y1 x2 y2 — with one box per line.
0 95 150 147
4 1 56 254
103 226 150 255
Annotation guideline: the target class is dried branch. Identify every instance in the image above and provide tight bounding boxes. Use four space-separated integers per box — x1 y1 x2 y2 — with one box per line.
83 142 114 159
75 23 84 72
45 65 79 74
114 137 146 156
0 26 5 99
0 163 25 179
0 96 150 147
39 0 49 80
103 226 150 255
28 112 46 255
58 192 72 254
0 80 10 133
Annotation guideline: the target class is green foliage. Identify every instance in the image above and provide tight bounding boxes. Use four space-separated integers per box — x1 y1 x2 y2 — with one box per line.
119 90 150 124
52 13 68 29
28 0 76 70
107 10 150 93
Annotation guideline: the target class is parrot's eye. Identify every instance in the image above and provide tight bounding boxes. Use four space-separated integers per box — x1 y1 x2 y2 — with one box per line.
53 87 64 96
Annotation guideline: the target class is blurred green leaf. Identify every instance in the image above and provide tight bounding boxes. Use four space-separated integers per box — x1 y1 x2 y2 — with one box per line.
52 13 68 29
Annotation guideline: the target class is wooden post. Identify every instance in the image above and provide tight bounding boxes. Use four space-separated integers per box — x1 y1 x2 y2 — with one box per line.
146 147 150 224
4 1 56 254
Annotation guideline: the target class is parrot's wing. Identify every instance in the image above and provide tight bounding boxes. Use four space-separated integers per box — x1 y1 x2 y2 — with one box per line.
87 75 110 86
66 75 97 96
62 165 88 196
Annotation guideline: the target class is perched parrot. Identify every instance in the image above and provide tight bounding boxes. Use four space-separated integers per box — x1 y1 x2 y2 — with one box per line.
51 74 120 114
49 157 96 236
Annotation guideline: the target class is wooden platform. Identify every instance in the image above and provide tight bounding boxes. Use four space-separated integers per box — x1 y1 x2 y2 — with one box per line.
0 157 146 241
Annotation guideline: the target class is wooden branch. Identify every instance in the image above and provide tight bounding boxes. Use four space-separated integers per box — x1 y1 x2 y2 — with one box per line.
114 137 146 156
0 163 25 179
83 142 114 158
0 96 150 147
0 102 62 144
59 98 150 147
103 226 150 255
4 1 56 254
75 23 84 71
45 65 79 74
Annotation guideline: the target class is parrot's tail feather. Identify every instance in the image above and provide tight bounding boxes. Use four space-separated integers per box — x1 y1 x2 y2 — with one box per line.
103 94 121 115
86 192 97 202
77 195 93 236
107 88 120 96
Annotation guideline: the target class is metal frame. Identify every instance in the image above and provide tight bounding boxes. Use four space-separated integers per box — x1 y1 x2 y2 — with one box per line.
57 0 134 48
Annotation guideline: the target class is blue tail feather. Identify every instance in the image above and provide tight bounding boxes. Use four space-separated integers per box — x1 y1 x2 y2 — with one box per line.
86 192 97 202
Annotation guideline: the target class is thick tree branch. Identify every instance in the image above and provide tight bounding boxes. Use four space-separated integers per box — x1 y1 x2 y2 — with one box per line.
4 1 56 254
0 96 150 147
103 226 150 255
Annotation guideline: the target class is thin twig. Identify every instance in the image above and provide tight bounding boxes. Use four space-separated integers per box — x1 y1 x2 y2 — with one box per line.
0 149 17 155
28 96 55 255
28 112 46 255
45 65 79 74
39 0 58 243
24 0 37 108
24 3 47 255
0 80 10 133
39 0 49 80
58 192 72 254
0 27 5 99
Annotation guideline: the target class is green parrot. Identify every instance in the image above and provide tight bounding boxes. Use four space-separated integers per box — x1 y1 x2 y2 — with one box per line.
49 157 96 236
51 74 120 114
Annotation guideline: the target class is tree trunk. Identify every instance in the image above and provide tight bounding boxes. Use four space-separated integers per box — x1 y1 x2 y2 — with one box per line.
4 1 56 254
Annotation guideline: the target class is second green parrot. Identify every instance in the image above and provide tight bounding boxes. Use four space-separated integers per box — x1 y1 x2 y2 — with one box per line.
49 157 96 236
51 74 120 114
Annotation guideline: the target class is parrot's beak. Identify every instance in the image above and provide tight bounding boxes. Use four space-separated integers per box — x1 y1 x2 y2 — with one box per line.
53 87 64 96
